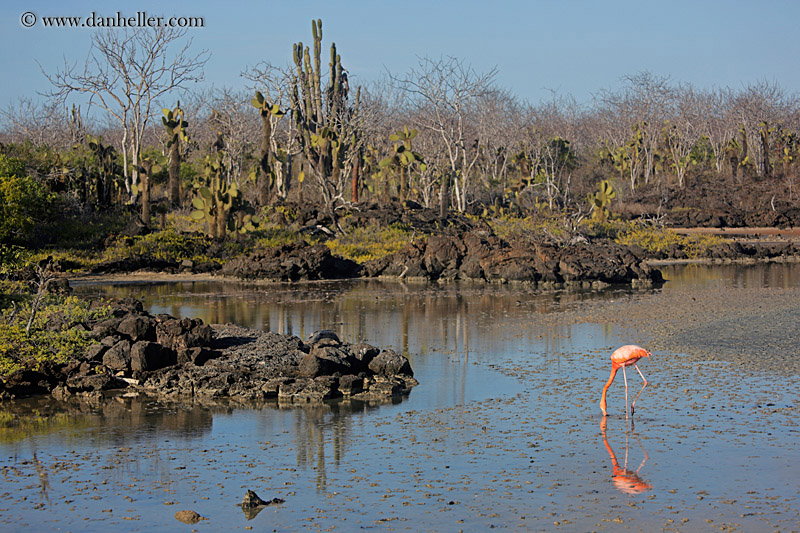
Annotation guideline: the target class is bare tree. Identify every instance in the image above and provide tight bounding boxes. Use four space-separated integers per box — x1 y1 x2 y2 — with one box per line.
200 87 260 187
0 98 85 149
474 88 519 195
44 26 209 202
662 84 701 188
696 87 737 175
731 81 795 178
395 56 497 212
596 72 673 192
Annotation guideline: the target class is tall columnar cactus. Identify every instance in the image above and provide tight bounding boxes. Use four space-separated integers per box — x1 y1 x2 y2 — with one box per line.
290 19 360 228
250 90 285 204
162 102 189 207
191 155 240 240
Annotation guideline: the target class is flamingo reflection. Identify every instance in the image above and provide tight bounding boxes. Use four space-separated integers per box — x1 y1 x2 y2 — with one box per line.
600 418 652 495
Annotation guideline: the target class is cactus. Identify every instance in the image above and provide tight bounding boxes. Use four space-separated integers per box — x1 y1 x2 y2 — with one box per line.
589 180 616 223
250 91 285 204
87 135 119 206
162 103 189 207
759 121 774 178
379 126 427 201
190 154 260 240
137 158 155 228
190 155 238 240
290 19 360 231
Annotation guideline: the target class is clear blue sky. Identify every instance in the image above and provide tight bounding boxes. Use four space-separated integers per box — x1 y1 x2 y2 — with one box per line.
1 0 798 112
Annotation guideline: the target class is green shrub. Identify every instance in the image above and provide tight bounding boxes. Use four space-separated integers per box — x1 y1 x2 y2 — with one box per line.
484 213 573 245
615 224 728 258
0 295 110 377
103 228 213 264
255 227 313 250
0 243 30 272
40 201 129 250
326 223 421 263
0 155 54 244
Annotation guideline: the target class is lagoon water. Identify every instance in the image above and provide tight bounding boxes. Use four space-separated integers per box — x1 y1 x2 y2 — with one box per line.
2 264 799 531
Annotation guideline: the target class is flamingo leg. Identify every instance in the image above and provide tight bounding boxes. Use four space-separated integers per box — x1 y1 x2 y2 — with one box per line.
622 365 629 420
630 363 648 416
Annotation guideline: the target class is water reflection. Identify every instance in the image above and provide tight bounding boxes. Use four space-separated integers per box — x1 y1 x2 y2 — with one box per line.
659 261 800 289
600 418 652 495
0 394 216 446
72 279 642 353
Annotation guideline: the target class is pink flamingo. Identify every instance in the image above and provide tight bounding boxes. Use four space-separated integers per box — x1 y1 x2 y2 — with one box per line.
599 345 651 418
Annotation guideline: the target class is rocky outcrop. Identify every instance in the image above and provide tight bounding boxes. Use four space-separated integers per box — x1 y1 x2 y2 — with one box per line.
220 242 360 281
363 229 663 287
138 325 417 403
0 298 417 403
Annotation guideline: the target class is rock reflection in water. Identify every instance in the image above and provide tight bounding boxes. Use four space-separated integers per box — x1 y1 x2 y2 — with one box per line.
2 390 408 495
0 394 215 445
73 279 638 359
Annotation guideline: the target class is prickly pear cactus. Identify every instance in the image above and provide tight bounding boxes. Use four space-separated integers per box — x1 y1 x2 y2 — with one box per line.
589 179 616 223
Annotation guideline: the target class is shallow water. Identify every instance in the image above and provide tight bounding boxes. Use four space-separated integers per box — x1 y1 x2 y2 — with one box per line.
1 265 799 531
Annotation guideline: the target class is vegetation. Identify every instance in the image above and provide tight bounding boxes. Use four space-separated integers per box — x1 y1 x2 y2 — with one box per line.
0 18 795 289
103 228 216 265
0 294 109 377
0 155 54 245
326 223 421 263
614 224 729 259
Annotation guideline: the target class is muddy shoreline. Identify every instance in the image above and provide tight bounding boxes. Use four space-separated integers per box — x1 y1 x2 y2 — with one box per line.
539 284 800 375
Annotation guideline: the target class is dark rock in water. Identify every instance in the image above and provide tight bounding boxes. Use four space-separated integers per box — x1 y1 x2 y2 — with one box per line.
350 343 380 366
65 372 124 393
368 349 414 377
242 489 268 508
338 374 364 396
307 329 340 344
155 315 212 352
240 490 285 519
362 228 664 286
1 369 59 398
221 242 360 281
299 346 351 377
242 489 285 508
279 376 340 402
1 297 419 403
176 347 219 366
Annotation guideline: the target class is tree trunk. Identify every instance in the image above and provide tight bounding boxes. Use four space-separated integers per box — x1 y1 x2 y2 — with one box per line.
215 208 227 241
439 172 450 219
258 115 272 206
351 155 360 203
400 165 407 202
168 141 180 207
760 126 772 178
140 163 151 229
